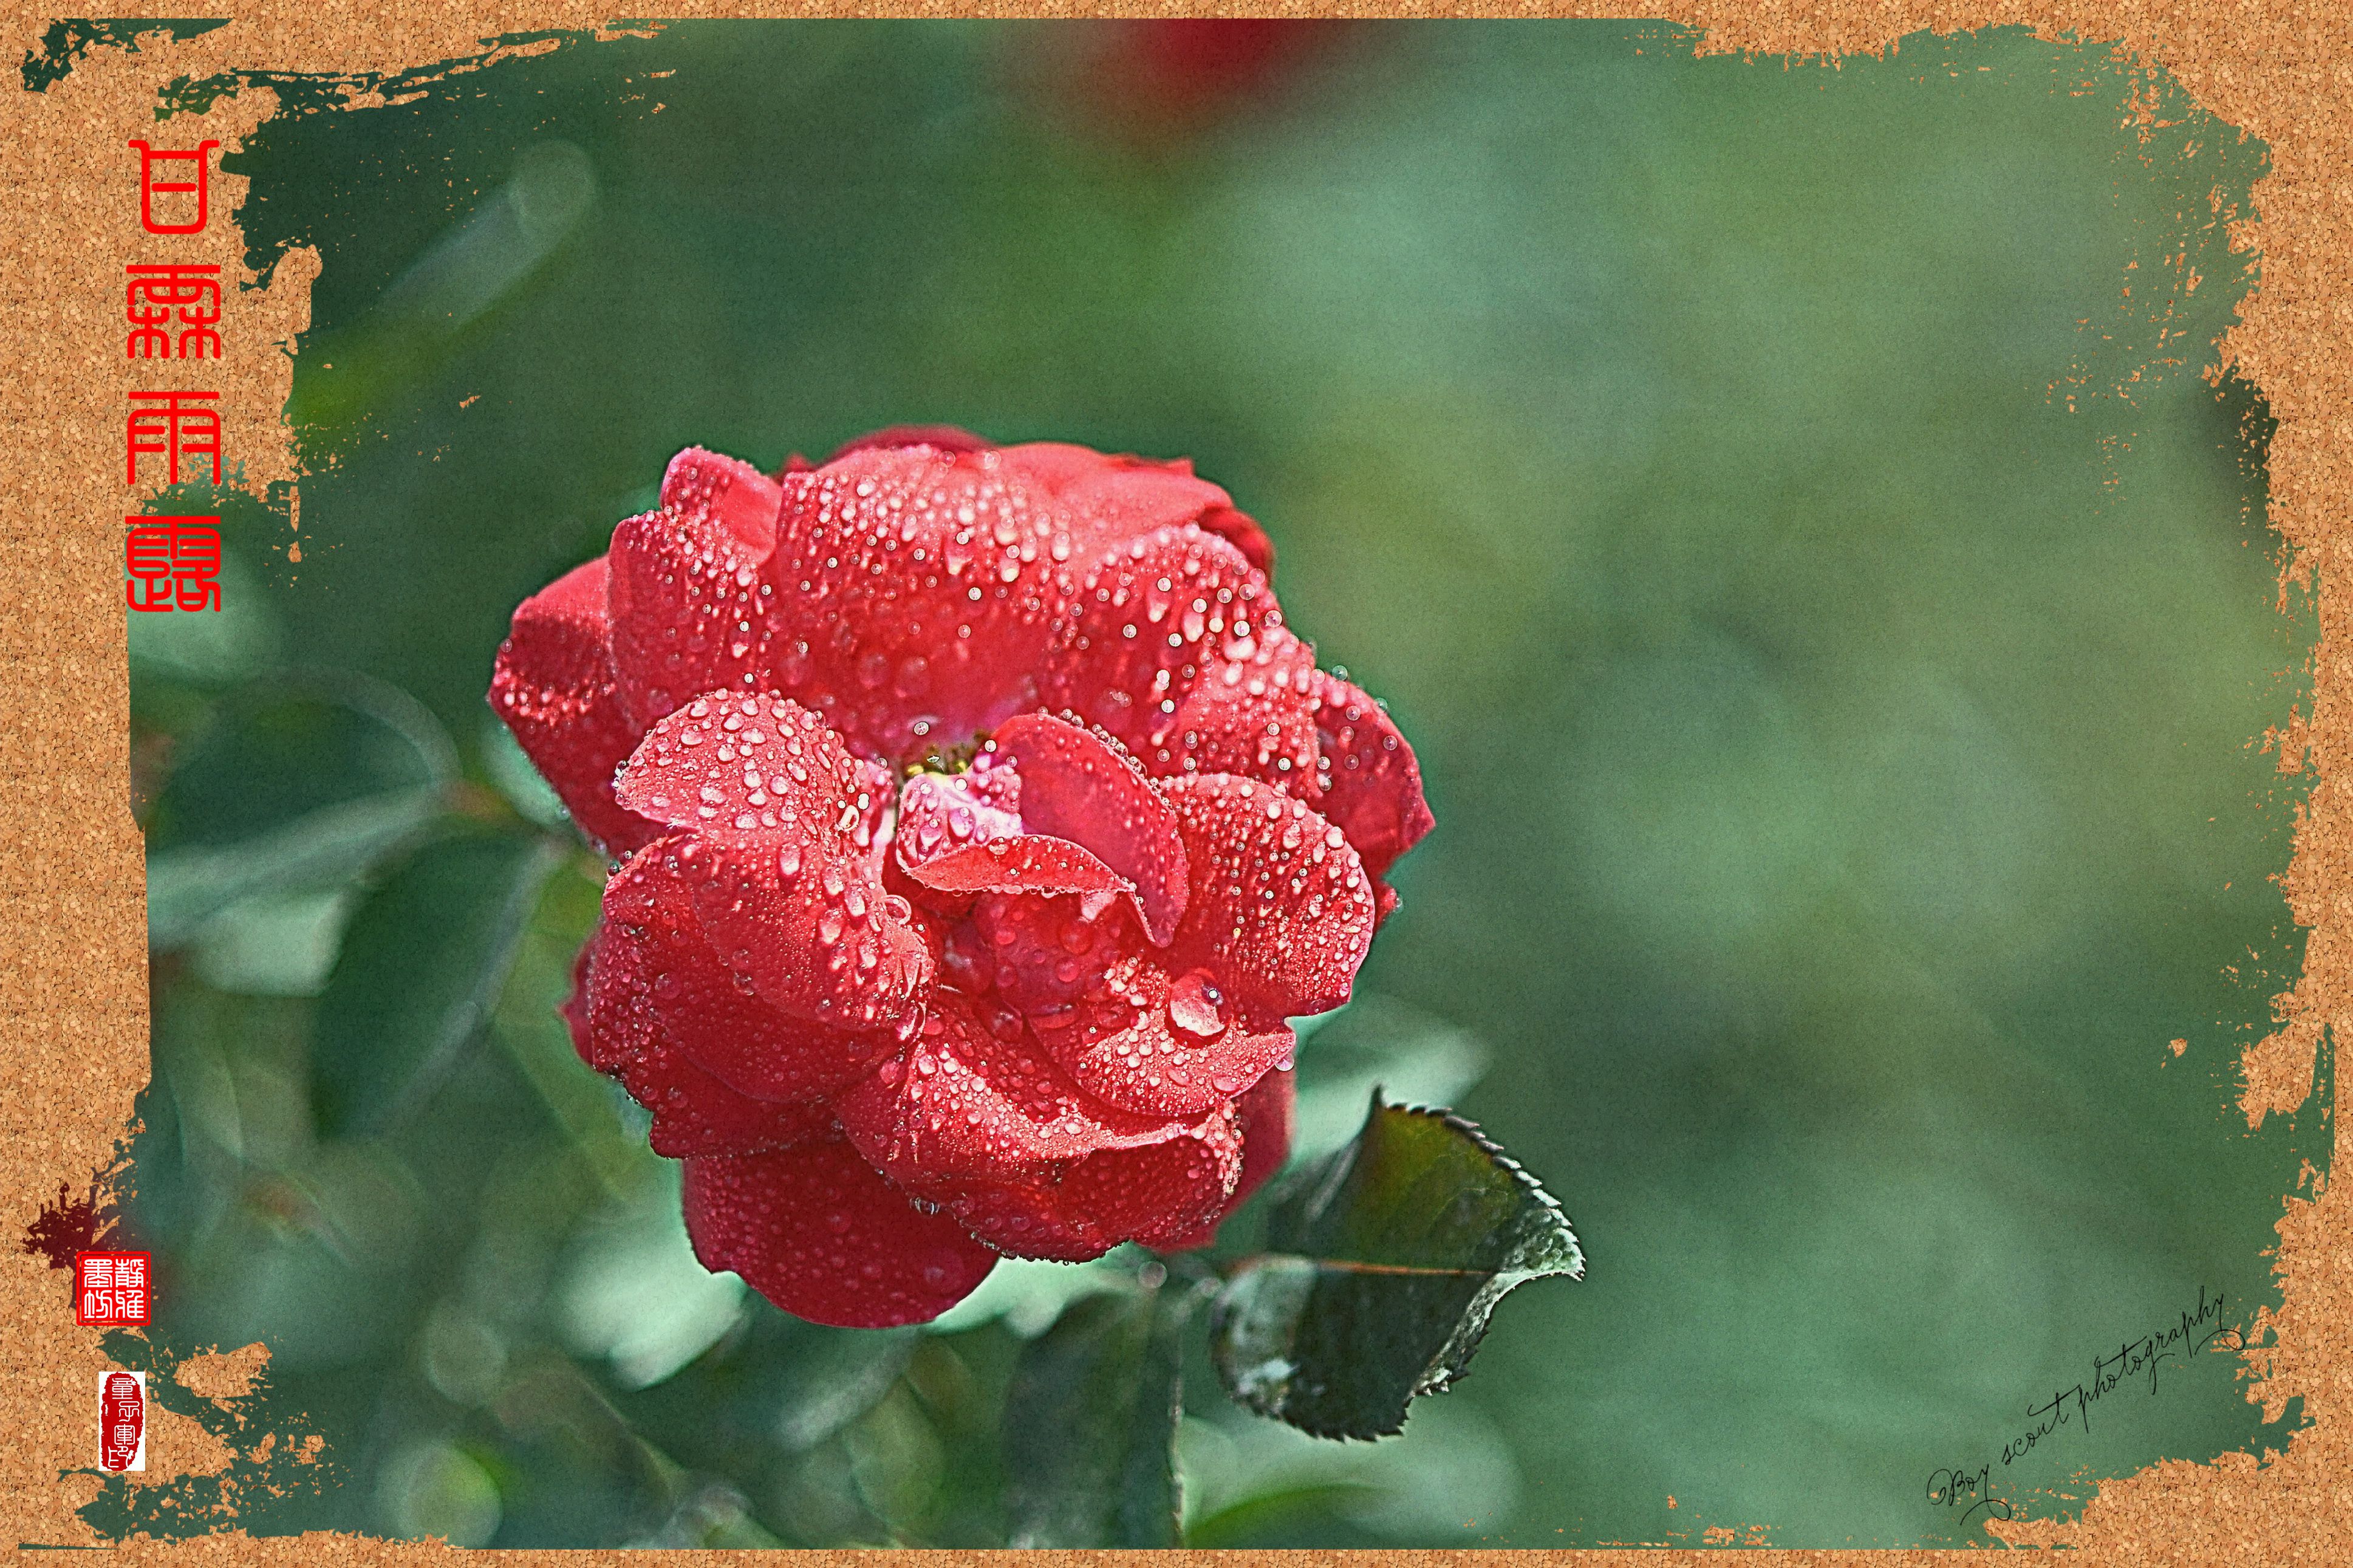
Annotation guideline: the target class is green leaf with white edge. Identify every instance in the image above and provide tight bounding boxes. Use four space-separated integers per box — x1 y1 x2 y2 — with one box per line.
145 671 456 947
310 828 564 1139
1210 1091 1583 1440
1002 1277 1198 1547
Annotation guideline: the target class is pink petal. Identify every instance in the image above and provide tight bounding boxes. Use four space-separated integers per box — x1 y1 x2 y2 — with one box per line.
1311 671 1433 883
892 768 1025 881
683 1136 997 1328
1164 774 1377 1023
989 714 1189 945
487 557 661 856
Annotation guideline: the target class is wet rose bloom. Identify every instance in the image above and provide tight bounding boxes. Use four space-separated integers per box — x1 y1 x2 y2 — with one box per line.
490 429 1431 1327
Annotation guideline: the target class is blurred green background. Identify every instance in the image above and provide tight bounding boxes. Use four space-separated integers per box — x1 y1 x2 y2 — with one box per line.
117 19 2319 1549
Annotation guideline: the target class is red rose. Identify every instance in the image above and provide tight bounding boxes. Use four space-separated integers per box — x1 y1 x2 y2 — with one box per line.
491 431 1432 1328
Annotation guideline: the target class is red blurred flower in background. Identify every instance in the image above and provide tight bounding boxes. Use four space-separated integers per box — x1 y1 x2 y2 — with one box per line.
1022 20 1357 143
491 430 1430 1326
1096 21 1348 129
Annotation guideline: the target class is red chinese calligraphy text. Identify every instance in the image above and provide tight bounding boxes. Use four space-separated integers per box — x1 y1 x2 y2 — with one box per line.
128 138 220 234
126 264 224 360
127 391 221 487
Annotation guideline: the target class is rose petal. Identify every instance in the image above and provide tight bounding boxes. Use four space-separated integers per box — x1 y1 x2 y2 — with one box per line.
1164 774 1376 1022
763 446 1076 758
559 936 598 1066
892 768 1024 881
1056 1111 1241 1247
1311 671 1433 883
617 695 932 1028
1228 1063 1294 1210
1156 1066 1292 1251
937 1110 1242 1260
565 910 836 1156
1040 525 1315 789
835 994 1184 1188
989 713 1189 944
1032 977 1294 1119
683 1136 997 1328
903 834 1132 902
607 507 776 728
992 441 1115 494
1193 505 1274 576
969 888 1135 1018
616 692 869 842
595 844 896 1100
670 834 931 1030
1163 623 1322 793
933 1179 1111 1262
994 445 1271 571
829 425 993 460
488 557 660 856
642 1077 833 1159
1053 459 1255 563
660 445 782 551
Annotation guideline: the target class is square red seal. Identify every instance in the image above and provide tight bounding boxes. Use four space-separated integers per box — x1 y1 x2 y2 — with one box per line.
74 1252 151 1326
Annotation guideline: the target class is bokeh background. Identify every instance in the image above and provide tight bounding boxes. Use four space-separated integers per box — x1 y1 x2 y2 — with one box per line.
116 19 2320 1549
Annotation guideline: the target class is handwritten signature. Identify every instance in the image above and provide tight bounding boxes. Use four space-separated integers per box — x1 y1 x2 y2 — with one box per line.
1924 1284 2241 1529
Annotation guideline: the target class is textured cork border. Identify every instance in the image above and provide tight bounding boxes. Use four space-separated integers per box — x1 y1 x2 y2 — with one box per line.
2 4 2344 1562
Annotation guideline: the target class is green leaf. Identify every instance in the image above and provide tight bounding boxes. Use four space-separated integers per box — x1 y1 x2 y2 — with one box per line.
1209 1092 1583 1440
1291 995 1492 1164
310 828 562 1138
145 671 456 947
1001 1281 1196 1547
606 1296 917 1476
1181 1481 1385 1549
126 542 282 684
558 1162 747 1391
